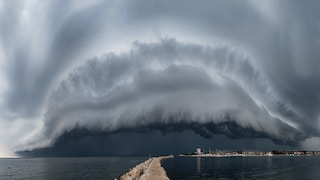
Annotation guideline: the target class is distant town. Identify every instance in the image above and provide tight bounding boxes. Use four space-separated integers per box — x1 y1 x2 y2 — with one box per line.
180 148 320 157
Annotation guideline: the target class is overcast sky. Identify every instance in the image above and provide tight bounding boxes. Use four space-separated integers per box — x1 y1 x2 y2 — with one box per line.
1 0 320 156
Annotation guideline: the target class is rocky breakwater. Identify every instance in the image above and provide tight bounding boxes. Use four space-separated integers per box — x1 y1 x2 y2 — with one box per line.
116 155 173 180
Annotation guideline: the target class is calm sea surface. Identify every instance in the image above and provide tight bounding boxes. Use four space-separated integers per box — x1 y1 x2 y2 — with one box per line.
0 157 146 180
162 156 320 180
2 156 320 179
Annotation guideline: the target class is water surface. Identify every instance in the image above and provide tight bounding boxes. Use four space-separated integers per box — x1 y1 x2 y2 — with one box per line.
0 157 146 180
162 156 320 179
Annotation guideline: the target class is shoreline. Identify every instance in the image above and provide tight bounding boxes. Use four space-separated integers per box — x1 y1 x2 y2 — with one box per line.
180 153 320 158
179 151 320 158
116 155 173 180
179 149 320 158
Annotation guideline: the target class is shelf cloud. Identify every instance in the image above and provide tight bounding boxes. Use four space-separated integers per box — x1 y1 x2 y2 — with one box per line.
42 39 305 145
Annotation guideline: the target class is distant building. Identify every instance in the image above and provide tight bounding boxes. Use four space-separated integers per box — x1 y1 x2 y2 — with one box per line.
196 148 202 155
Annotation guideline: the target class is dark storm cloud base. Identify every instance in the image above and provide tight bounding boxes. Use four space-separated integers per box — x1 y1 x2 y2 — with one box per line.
17 122 295 157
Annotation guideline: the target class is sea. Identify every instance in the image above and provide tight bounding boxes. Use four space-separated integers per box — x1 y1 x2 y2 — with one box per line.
162 156 320 179
0 157 146 180
1 156 320 179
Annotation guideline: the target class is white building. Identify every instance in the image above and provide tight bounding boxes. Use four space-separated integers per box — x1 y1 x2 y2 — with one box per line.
196 148 202 155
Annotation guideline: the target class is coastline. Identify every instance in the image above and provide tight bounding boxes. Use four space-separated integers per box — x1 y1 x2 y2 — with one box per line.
179 150 320 158
180 154 273 158
116 155 173 180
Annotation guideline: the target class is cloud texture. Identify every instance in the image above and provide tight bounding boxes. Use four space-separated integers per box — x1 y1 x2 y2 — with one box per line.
1 0 320 156
42 39 305 146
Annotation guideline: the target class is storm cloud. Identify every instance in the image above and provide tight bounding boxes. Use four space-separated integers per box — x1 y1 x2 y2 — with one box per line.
1 0 320 156
41 39 305 145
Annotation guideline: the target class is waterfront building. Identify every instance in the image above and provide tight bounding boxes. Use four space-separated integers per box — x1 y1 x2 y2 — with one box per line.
196 148 202 155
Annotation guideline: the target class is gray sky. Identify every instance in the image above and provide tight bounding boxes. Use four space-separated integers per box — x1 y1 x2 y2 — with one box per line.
1 0 320 156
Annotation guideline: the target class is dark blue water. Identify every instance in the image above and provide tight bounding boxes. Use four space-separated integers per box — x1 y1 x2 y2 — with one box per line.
162 156 320 179
0 157 146 180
